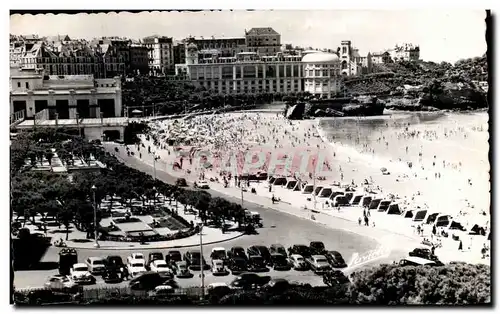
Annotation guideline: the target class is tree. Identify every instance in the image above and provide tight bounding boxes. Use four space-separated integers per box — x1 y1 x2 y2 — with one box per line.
348 263 491 305
57 206 74 241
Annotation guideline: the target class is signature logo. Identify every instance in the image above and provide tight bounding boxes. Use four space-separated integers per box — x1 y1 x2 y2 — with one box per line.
345 245 392 272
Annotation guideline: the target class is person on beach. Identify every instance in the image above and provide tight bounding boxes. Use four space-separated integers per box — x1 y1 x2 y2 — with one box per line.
458 240 463 251
364 215 369 226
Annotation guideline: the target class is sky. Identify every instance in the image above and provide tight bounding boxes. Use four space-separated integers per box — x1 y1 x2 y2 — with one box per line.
10 10 487 62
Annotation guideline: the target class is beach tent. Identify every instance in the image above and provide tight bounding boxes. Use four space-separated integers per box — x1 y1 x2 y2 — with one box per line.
361 196 373 208
386 203 401 215
377 200 392 212
425 212 439 224
402 209 414 219
273 177 287 186
285 178 298 190
344 192 354 202
329 190 344 201
318 187 333 198
302 184 314 194
313 186 324 196
434 214 452 227
368 198 382 210
350 194 363 206
412 209 428 222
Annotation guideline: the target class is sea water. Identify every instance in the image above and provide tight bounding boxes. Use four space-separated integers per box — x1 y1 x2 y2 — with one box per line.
318 111 490 217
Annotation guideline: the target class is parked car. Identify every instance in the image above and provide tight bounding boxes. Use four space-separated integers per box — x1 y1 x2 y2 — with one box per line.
210 247 228 263
247 255 268 272
165 250 182 267
325 251 347 268
147 285 175 297
247 245 272 266
408 248 444 266
194 180 209 189
147 252 164 268
184 250 208 270
173 261 193 278
228 257 248 275
150 260 173 277
85 257 106 275
211 259 229 276
306 255 331 274
261 278 290 293
105 256 125 271
309 241 326 255
102 267 123 284
323 270 350 287
229 272 271 290
127 259 147 278
229 246 248 261
44 275 78 291
289 254 309 271
269 244 287 257
288 245 312 258
70 263 96 284
127 253 145 265
270 253 291 271
129 272 177 291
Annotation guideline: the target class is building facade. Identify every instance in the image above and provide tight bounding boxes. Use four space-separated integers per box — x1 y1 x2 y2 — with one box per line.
392 43 420 62
129 44 150 74
302 52 342 98
245 27 281 56
370 51 392 64
143 36 174 75
187 51 303 94
10 67 122 120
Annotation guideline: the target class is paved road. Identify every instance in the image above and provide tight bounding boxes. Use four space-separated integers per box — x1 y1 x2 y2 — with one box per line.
14 144 408 290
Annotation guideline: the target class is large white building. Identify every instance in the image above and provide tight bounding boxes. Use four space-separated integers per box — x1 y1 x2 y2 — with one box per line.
302 52 342 98
10 67 122 120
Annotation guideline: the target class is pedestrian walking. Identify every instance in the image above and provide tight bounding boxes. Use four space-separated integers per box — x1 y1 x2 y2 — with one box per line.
358 217 362 226
458 240 463 251
364 216 369 226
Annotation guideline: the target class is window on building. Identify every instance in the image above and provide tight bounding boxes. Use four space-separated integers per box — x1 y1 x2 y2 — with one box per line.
17 82 21 88
25 82 29 89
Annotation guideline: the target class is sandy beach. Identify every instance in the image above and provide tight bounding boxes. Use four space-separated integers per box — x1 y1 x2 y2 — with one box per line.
132 111 490 264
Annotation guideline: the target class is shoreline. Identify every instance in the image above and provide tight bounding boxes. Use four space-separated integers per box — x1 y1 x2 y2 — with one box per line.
135 110 489 265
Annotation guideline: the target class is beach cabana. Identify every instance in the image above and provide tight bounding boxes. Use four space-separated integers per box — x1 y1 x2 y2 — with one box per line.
344 192 354 202
318 187 333 198
273 177 287 186
368 198 382 210
333 195 350 207
294 182 305 191
302 184 314 194
350 194 363 206
402 209 414 219
313 186 324 196
329 190 344 201
385 203 401 215
434 214 452 227
361 196 373 208
412 209 428 222
377 200 392 212
425 212 439 225
285 178 298 190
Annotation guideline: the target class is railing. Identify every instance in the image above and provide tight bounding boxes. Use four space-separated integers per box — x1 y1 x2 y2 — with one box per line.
10 110 25 126
35 108 49 122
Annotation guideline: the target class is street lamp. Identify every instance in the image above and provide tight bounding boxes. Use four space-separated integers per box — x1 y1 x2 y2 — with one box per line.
198 222 205 300
152 186 156 207
91 185 100 248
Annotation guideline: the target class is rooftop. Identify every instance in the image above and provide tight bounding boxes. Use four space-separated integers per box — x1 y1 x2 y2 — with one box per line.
246 27 279 36
302 52 340 63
